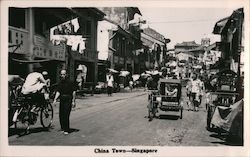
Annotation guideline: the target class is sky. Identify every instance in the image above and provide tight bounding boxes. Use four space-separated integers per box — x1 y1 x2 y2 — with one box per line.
139 7 244 49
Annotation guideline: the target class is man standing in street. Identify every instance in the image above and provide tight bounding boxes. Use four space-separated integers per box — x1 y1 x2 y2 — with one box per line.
53 70 77 135
190 73 201 112
106 71 114 96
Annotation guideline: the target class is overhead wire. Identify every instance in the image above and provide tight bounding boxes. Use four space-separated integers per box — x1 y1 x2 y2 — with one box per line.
147 18 219 24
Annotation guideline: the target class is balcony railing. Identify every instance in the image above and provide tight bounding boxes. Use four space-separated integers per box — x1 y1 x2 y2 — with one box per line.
71 49 98 62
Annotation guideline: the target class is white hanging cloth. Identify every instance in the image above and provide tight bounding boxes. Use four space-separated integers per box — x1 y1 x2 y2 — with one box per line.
79 40 86 54
71 18 80 32
49 18 87 53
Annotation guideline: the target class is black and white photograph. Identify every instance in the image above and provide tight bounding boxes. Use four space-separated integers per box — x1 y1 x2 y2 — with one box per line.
1 0 249 156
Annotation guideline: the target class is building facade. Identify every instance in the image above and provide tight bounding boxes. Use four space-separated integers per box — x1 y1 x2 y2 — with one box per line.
97 7 142 77
9 7 104 86
213 8 244 75
212 8 244 98
175 41 201 62
140 27 166 71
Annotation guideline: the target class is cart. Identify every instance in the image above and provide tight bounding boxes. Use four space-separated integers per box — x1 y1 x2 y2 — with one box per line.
206 70 239 131
147 79 183 121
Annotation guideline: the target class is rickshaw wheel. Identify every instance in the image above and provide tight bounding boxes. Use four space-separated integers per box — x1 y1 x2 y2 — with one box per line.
206 106 212 131
180 107 183 119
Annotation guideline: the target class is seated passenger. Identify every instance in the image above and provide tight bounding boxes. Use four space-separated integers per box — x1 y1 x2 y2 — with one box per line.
165 84 178 96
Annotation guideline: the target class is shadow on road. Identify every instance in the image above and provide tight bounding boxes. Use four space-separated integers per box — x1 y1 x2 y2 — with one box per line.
143 114 180 121
210 133 243 146
69 128 80 133
157 115 180 120
8 127 51 137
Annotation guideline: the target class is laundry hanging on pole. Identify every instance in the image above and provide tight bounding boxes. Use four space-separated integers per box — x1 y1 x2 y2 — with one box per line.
49 18 86 53
71 18 80 32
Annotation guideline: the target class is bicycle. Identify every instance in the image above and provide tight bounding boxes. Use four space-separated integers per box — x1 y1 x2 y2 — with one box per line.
10 86 53 133
147 90 159 121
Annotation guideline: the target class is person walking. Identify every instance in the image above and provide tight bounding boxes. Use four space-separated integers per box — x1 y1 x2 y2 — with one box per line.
186 79 192 111
106 72 114 96
53 70 77 135
190 73 201 112
197 75 205 106
76 65 84 91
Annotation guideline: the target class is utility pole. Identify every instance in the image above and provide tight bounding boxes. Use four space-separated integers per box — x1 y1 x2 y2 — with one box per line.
27 8 34 73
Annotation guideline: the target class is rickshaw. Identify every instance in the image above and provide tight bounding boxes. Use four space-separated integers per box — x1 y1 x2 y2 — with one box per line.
8 75 54 131
147 78 183 121
206 70 239 131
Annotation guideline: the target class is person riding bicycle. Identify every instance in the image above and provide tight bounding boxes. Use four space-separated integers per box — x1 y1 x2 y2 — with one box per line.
21 63 47 112
146 72 160 90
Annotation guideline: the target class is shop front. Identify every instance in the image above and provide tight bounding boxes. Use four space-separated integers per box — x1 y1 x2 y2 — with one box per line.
69 49 98 93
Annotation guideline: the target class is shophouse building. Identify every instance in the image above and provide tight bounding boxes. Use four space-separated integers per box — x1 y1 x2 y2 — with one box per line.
97 7 143 80
9 7 104 86
212 8 244 97
140 27 166 71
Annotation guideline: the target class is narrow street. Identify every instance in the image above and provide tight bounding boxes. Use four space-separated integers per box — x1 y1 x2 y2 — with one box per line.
8 88 237 146
2 4 247 157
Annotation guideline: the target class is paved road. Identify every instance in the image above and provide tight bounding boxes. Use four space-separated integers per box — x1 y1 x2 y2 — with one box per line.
8 88 240 146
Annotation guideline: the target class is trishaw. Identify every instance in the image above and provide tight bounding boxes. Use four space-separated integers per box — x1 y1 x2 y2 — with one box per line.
206 70 239 131
147 79 183 121
8 75 54 132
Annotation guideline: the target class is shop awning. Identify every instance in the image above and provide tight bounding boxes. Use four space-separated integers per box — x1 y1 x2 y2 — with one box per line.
213 17 230 34
12 58 51 63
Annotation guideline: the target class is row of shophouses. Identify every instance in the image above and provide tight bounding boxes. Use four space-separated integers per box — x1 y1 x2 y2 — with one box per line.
8 7 244 90
173 8 244 83
8 7 168 87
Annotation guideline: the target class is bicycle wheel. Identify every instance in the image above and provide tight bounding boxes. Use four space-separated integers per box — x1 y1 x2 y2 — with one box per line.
40 102 53 128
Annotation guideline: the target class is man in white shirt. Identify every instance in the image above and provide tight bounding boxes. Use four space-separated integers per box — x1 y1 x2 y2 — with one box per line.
22 72 46 95
197 76 205 105
106 72 114 96
21 65 47 110
190 73 201 111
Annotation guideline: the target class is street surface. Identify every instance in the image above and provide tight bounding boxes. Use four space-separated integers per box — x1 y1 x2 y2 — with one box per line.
9 88 240 146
